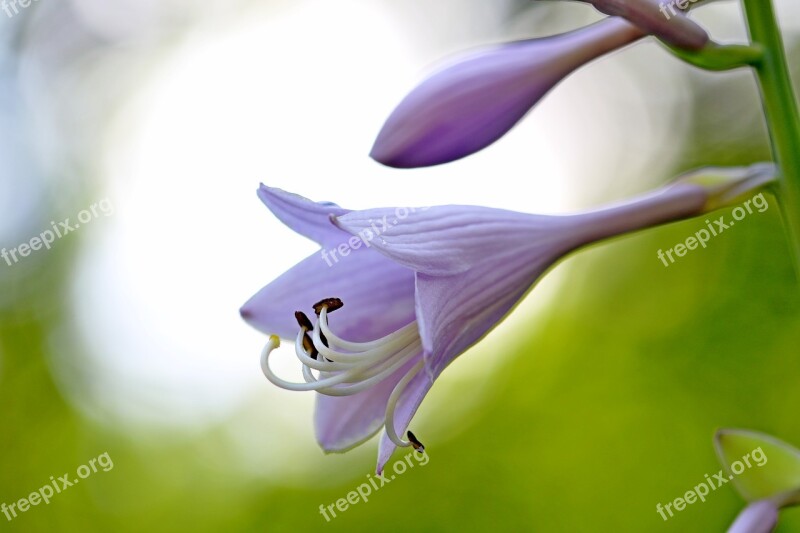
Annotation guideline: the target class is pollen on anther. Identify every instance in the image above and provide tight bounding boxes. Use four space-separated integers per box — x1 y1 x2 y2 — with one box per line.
313 297 344 315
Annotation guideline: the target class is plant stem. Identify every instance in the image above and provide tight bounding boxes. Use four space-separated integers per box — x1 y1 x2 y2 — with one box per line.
742 0 800 273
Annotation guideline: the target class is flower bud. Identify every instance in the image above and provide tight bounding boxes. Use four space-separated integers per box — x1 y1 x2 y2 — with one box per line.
582 0 709 51
370 18 642 168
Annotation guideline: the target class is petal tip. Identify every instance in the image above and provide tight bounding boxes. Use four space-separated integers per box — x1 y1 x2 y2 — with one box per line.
239 300 261 327
375 456 389 476
370 145 417 169
256 182 278 198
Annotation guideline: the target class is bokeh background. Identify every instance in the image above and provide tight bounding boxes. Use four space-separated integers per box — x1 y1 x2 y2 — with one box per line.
1 0 800 531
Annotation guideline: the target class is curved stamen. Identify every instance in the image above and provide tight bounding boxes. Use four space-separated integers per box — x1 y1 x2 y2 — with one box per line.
302 331 421 391
318 306 418 352
262 305 422 393
262 335 396 391
384 359 425 448
311 316 417 364
314 342 421 396
261 300 427 453
295 329 351 372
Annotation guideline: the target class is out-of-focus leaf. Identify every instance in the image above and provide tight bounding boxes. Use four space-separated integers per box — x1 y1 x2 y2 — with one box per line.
715 429 800 506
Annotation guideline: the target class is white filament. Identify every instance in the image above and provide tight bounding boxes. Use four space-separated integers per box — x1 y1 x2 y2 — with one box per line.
260 304 424 448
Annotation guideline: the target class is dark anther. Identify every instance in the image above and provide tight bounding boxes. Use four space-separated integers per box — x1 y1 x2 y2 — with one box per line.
301 332 319 360
313 297 344 316
295 310 331 361
407 431 425 452
318 329 329 348
295 311 314 331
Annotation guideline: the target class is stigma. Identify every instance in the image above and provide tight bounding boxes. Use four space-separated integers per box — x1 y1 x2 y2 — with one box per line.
260 298 426 450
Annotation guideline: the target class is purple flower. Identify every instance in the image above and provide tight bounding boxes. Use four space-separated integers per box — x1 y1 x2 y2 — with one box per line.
241 165 773 474
579 0 709 50
370 18 644 169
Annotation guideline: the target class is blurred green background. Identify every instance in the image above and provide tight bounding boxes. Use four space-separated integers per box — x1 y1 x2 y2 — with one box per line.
1 0 800 531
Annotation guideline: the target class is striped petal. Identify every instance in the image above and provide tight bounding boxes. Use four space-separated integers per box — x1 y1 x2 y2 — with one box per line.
240 249 416 342
256 184 349 246
315 358 422 453
370 18 643 168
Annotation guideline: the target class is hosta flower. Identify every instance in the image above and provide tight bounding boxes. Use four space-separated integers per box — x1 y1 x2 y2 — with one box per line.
577 0 709 50
370 18 644 169
241 164 773 474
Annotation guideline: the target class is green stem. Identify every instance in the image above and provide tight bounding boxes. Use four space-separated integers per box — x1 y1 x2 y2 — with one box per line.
742 0 800 273
668 42 764 72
